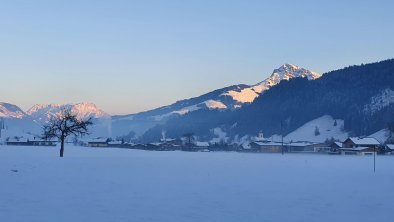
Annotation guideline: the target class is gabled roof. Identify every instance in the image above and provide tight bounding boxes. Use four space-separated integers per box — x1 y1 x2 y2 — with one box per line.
7 137 29 143
346 137 380 146
148 142 162 146
387 144 394 150
288 142 317 147
334 142 343 148
88 138 108 143
252 141 283 146
108 141 122 145
30 137 57 142
195 141 209 147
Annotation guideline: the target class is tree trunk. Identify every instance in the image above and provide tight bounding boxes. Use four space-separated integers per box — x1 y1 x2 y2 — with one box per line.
60 136 65 157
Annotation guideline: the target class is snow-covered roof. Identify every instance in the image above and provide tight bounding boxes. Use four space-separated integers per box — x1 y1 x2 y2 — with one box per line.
287 142 317 147
88 138 108 143
108 141 122 145
252 141 283 146
7 137 28 143
387 144 394 150
149 142 162 146
347 137 380 146
131 143 146 146
334 142 343 148
369 129 390 144
30 137 57 142
195 141 209 147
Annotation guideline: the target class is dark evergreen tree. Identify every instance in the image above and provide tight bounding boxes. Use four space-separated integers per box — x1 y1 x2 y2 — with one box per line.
314 126 320 136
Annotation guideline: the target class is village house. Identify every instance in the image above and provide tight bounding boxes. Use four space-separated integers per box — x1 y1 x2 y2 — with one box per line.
5 136 57 146
193 141 210 152
386 144 394 154
6 137 30 146
146 142 165 151
340 137 381 155
30 137 57 146
327 142 343 154
88 138 110 147
107 140 123 148
287 142 319 153
249 141 284 153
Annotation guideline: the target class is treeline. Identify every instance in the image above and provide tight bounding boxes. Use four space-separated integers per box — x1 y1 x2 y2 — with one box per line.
142 59 394 142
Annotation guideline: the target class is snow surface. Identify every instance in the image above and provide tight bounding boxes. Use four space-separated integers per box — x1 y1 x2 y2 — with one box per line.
203 100 227 109
0 145 393 222
285 115 348 143
221 88 259 103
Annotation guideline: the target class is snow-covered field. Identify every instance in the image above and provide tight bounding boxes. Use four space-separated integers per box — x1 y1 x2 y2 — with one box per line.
0 146 393 222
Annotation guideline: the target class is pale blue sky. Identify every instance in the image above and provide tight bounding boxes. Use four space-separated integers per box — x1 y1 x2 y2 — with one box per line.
1 0 393 114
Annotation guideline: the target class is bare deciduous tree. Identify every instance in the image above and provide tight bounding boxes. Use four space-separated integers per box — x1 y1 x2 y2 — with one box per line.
42 109 93 157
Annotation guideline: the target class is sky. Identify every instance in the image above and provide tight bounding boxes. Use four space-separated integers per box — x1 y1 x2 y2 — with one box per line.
1 0 393 115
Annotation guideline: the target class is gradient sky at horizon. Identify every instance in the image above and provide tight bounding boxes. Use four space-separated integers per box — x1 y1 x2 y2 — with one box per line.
1 0 393 114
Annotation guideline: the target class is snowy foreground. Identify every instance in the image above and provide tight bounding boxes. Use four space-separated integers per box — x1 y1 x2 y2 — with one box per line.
1 146 393 222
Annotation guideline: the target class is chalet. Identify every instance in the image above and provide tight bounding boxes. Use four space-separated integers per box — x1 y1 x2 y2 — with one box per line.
249 141 283 153
340 137 381 155
331 142 343 149
107 141 123 148
193 141 210 152
312 143 332 153
161 138 183 146
328 142 343 154
195 141 209 147
386 144 394 154
343 137 380 148
6 137 31 146
88 138 110 147
161 138 183 150
287 142 317 153
30 137 57 146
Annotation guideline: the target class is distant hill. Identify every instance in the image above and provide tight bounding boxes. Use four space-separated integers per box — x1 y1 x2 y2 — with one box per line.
142 59 394 143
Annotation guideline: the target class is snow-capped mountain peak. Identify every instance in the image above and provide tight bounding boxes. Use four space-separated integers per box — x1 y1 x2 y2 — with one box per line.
252 64 321 93
222 64 321 104
27 102 109 122
0 102 26 119
71 102 109 119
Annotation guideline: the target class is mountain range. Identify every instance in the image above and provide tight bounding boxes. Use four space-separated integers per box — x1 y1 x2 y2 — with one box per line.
1 59 394 144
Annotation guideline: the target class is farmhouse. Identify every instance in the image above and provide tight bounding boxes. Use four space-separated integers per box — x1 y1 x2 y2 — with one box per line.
88 138 110 147
343 137 381 148
340 137 381 155
327 142 343 154
192 141 210 152
287 142 318 153
386 144 394 154
6 137 30 146
30 137 57 146
107 140 123 148
249 141 284 153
